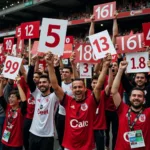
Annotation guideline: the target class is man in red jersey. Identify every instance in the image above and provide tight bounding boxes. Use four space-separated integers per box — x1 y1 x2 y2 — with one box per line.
111 61 150 150
46 52 111 150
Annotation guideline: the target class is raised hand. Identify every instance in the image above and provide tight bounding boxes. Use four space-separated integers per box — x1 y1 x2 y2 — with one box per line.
70 52 76 66
119 61 128 70
90 14 95 22
45 52 54 65
15 74 21 85
103 53 112 67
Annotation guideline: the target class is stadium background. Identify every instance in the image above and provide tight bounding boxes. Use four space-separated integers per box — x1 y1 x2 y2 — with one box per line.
0 0 150 149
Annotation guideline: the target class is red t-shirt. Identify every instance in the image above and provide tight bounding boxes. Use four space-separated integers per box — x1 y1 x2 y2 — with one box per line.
20 76 35 119
115 101 150 150
61 92 97 150
2 105 24 147
93 90 107 130
104 75 124 111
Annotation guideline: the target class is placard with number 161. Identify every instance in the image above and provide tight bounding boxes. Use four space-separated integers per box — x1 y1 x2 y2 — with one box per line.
2 56 22 80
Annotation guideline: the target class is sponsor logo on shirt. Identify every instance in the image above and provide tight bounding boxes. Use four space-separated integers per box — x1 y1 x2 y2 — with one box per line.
81 103 88 111
70 119 88 128
28 97 35 105
139 114 146 122
37 109 48 115
70 105 75 109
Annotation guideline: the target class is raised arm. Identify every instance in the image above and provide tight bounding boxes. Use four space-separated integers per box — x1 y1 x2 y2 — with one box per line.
105 67 114 96
45 52 64 101
89 15 95 36
111 61 128 107
93 54 111 102
112 11 118 45
70 52 79 79
27 55 38 93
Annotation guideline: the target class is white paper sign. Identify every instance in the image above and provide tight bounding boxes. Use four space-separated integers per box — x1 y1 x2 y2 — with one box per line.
24 65 29 74
89 30 116 59
126 52 150 73
2 56 22 80
38 18 68 55
80 63 92 78
11 44 16 56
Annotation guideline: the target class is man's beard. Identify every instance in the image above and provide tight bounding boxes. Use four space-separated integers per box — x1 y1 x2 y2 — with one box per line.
40 86 49 93
130 101 143 109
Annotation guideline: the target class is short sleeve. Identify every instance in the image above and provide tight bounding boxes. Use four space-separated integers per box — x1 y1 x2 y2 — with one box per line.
117 100 128 116
31 87 40 100
60 94 72 109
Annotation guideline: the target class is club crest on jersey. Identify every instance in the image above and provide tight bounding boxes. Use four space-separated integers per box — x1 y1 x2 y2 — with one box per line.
139 114 146 122
81 103 88 111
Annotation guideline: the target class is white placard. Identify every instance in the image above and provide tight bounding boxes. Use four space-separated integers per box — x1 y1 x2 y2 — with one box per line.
62 59 68 65
11 44 16 56
80 63 92 78
38 18 68 55
126 52 150 73
2 56 22 80
24 65 29 74
89 30 116 59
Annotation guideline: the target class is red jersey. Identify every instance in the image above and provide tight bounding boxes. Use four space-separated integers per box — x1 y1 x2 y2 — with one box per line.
93 90 107 130
20 76 35 119
61 92 97 150
115 101 150 150
104 75 124 111
2 105 24 147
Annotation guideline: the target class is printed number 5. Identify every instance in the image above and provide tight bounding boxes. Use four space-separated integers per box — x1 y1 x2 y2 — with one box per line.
46 25 61 48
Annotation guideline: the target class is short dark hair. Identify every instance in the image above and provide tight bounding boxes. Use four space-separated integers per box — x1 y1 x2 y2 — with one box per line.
63 66 72 73
39 75 50 82
34 71 42 76
72 78 85 86
9 90 20 99
91 75 98 82
135 73 148 79
129 87 145 97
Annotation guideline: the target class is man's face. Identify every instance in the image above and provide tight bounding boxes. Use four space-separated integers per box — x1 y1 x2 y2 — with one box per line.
135 73 147 88
91 79 98 90
72 81 86 101
9 94 19 107
62 68 72 80
111 62 118 76
33 73 40 85
38 78 50 93
130 90 145 109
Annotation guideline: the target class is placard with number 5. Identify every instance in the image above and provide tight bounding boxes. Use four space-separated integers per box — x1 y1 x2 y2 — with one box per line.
80 63 92 79
38 18 68 55
89 30 116 59
126 52 150 73
94 1 116 21
2 56 22 80
21 21 40 39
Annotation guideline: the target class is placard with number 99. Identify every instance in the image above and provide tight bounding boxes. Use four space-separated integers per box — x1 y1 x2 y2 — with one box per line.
126 52 150 73
2 56 22 80
94 1 116 21
74 44 99 63
38 18 68 55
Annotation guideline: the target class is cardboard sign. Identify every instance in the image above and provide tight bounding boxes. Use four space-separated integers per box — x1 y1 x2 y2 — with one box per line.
3 37 14 54
21 21 40 39
74 43 99 63
65 36 74 44
94 1 116 21
16 26 21 38
116 33 145 54
38 18 68 55
126 52 150 73
62 44 73 58
16 38 24 53
0 44 3 55
89 30 116 59
2 56 22 80
80 63 92 78
142 22 150 46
